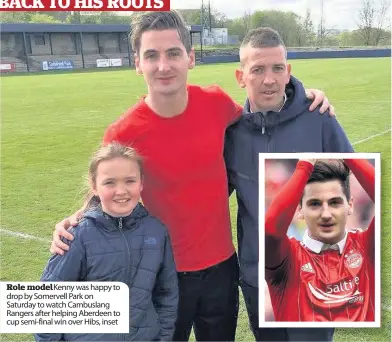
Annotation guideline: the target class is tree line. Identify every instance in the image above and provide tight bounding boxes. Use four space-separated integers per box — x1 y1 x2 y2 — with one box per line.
0 0 390 47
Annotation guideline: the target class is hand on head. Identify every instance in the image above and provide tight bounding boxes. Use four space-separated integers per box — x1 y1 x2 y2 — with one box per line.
299 159 317 165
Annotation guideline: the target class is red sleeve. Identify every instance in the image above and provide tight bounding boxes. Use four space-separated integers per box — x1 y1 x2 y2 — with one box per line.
265 161 314 269
206 85 242 126
102 123 117 145
102 108 135 146
344 159 375 202
364 217 375 261
344 159 375 258
228 101 242 125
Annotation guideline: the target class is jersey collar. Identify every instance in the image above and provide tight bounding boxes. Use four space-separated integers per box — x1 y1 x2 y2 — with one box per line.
302 229 348 254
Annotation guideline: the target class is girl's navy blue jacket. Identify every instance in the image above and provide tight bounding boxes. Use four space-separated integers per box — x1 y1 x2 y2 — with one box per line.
35 203 178 341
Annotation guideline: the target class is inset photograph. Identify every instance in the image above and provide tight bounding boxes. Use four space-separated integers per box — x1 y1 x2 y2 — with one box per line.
259 153 380 328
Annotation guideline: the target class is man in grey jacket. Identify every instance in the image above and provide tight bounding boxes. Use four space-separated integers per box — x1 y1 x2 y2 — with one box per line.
225 27 353 341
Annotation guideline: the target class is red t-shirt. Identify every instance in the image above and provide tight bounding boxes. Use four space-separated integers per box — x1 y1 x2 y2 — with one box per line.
265 160 375 322
103 85 242 271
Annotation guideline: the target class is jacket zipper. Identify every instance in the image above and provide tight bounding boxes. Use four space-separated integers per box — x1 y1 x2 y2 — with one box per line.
267 133 271 152
261 114 266 135
118 218 132 289
261 115 273 152
261 115 271 151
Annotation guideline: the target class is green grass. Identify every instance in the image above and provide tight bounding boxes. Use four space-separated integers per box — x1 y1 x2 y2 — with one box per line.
1 57 391 341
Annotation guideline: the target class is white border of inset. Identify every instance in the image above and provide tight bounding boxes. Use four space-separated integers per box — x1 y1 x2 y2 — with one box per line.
258 153 381 328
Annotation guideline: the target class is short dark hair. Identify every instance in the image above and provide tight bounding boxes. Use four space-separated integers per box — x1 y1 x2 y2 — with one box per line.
300 160 351 205
130 10 192 55
241 27 286 50
240 27 287 67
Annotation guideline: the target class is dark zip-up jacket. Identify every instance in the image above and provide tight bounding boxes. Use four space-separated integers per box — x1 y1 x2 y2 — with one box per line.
35 203 178 341
224 76 354 288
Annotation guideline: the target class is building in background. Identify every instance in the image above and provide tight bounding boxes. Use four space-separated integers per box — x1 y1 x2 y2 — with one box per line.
0 23 132 72
0 23 202 72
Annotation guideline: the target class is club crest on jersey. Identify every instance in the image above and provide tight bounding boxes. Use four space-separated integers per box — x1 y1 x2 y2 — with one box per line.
344 250 363 269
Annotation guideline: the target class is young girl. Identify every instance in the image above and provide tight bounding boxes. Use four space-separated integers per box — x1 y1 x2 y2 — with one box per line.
35 143 178 341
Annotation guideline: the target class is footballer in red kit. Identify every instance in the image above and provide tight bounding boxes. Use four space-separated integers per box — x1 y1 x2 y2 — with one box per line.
265 158 375 322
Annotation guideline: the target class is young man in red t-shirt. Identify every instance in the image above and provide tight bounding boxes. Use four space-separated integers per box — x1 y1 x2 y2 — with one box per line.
50 11 333 341
265 159 375 321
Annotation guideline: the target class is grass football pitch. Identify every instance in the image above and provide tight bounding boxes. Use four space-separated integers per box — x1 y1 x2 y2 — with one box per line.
1 57 391 341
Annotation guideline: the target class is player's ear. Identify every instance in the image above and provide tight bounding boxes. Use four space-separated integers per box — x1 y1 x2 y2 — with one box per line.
347 197 354 215
188 48 195 70
235 68 245 88
135 53 142 75
298 205 304 219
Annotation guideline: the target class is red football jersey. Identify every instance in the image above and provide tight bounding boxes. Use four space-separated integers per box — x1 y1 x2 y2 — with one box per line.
265 159 375 322
103 85 242 271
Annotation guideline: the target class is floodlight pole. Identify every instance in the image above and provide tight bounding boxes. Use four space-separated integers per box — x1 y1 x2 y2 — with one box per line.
200 0 204 62
22 32 30 72
127 34 132 67
201 0 204 41
80 32 85 69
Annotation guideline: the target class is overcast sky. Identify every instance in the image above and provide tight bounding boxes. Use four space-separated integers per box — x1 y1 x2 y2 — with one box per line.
171 0 389 30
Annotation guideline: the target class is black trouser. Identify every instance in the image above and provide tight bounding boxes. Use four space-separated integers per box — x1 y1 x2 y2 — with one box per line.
240 281 335 342
173 253 239 341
